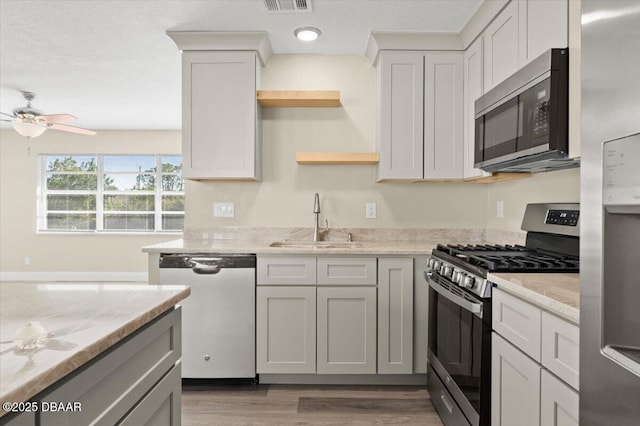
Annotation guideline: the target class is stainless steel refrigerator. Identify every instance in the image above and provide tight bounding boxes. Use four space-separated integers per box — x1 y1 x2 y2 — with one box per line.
581 1 640 425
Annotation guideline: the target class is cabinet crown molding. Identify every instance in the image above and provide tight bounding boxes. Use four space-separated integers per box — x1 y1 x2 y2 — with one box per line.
365 32 463 65
166 31 273 65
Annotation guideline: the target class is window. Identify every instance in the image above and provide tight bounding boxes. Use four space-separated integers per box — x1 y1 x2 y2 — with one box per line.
39 155 184 232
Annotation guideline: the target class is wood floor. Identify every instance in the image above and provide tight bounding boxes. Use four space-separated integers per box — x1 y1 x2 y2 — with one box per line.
182 383 444 425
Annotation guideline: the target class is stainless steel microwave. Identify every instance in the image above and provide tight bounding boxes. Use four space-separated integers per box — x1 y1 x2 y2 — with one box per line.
474 48 577 173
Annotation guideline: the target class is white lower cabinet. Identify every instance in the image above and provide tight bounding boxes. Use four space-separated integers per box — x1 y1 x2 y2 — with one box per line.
491 288 579 426
378 258 414 374
540 369 579 426
317 286 377 374
256 255 417 377
256 286 316 374
492 332 541 426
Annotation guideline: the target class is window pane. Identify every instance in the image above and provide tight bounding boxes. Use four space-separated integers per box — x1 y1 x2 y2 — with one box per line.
104 195 154 211
161 195 184 211
104 214 154 230
47 195 96 211
161 156 182 171
46 156 97 172
104 173 155 191
161 172 185 191
47 214 96 230
104 156 155 172
162 214 184 231
47 173 97 190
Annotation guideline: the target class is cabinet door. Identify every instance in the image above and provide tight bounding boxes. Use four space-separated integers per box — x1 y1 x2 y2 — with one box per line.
492 332 541 426
424 52 464 179
182 51 260 180
376 52 424 181
378 258 413 374
540 369 579 426
463 37 490 179
484 1 519 91
519 0 568 66
541 312 579 390
317 286 377 374
256 286 316 373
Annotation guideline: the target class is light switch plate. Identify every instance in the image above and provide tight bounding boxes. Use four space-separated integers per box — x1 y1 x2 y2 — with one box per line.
214 202 235 218
497 200 504 218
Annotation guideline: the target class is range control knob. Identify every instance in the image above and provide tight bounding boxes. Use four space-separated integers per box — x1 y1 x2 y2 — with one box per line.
456 272 467 284
451 271 461 283
443 265 453 277
462 275 476 289
432 260 441 271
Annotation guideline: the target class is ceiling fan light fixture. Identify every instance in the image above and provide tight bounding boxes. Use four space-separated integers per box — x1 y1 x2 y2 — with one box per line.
13 121 47 139
294 26 321 41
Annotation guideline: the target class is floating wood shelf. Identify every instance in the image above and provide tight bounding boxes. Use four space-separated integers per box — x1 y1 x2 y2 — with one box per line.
257 90 341 107
296 152 380 165
463 173 532 183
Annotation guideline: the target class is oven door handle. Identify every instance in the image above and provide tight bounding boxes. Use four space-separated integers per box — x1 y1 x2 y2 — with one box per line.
426 272 483 318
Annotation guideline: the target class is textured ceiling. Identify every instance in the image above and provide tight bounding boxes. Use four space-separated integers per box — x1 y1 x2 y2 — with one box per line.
0 0 482 130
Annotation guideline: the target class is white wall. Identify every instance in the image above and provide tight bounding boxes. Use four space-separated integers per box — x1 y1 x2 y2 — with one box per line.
485 168 580 231
0 130 180 276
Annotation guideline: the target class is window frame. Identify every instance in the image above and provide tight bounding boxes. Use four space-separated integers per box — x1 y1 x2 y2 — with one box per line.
37 154 184 234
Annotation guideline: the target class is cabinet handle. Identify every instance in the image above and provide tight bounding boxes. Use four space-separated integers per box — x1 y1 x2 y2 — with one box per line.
440 391 454 414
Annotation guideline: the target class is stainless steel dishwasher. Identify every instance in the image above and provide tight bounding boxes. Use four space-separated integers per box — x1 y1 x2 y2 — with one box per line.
159 253 256 379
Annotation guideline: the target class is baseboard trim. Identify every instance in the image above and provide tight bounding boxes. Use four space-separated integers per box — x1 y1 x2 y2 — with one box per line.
0 272 148 282
258 373 426 385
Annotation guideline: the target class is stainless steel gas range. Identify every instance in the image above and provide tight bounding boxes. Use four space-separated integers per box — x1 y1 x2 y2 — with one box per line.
425 203 580 426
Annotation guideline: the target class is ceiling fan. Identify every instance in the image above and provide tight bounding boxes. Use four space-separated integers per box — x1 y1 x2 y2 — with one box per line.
1 91 97 139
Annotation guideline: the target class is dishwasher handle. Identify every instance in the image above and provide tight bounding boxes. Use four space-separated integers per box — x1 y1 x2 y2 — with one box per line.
189 260 221 275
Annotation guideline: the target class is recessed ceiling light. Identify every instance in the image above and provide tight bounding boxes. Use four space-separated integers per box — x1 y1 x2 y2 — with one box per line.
294 27 321 42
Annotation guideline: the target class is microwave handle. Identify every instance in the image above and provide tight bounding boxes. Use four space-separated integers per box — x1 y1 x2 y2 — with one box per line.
426 271 483 318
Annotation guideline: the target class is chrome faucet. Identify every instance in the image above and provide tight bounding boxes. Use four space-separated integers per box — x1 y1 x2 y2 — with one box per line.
313 193 328 242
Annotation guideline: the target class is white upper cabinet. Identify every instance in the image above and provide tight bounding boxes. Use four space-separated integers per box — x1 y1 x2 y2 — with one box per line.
424 52 464 180
483 0 519 92
376 52 424 181
181 51 261 180
376 51 463 181
463 37 488 179
518 0 569 66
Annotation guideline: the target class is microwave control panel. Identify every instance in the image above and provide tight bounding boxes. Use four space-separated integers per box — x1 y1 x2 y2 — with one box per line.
532 79 551 138
603 133 640 207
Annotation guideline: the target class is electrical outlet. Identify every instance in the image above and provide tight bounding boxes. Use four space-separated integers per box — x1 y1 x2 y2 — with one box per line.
24 257 31 266
213 202 235 218
365 202 377 219
496 200 504 218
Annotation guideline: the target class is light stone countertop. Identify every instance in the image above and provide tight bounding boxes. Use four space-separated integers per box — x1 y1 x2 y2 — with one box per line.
488 273 580 324
0 282 190 414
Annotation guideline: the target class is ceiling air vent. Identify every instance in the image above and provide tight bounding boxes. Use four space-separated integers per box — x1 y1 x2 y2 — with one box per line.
264 0 312 13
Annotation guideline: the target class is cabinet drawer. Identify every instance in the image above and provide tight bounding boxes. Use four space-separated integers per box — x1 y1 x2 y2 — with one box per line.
540 369 579 426
541 312 579 390
493 288 541 362
39 308 181 426
257 256 316 285
317 257 377 286
119 363 181 425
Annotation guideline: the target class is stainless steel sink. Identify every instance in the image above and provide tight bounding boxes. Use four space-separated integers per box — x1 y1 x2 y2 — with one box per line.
269 241 362 249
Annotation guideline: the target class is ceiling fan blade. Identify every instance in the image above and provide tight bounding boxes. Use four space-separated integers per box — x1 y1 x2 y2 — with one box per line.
1 111 16 119
49 123 97 136
40 114 77 124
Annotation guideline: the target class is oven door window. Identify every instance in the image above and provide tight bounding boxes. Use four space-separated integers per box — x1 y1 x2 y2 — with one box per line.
429 287 483 413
